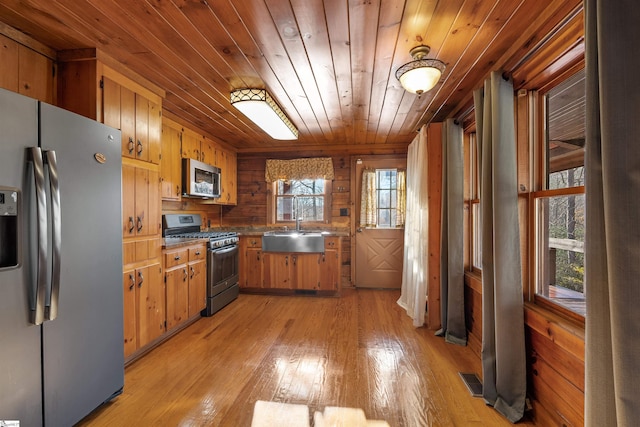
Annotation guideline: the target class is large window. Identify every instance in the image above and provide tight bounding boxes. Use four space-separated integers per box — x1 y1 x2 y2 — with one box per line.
275 179 327 223
534 68 586 316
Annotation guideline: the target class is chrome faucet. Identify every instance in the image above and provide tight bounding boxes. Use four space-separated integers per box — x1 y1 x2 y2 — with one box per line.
294 196 302 231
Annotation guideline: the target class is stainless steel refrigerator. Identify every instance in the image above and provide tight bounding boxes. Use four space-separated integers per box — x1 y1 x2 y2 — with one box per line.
0 88 124 426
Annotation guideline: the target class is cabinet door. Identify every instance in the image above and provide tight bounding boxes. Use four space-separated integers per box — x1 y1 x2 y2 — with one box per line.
320 249 340 291
225 151 237 205
181 132 200 160
293 254 321 290
147 169 161 237
165 266 189 331
160 124 182 200
137 263 165 348
200 137 215 166
135 94 149 162
148 100 161 164
263 253 291 289
122 164 136 237
18 44 54 103
0 34 19 93
102 76 121 129
134 167 150 237
120 86 136 158
188 260 206 317
244 247 263 288
123 269 137 358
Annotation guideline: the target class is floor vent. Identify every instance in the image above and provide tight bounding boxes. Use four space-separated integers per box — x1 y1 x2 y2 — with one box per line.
459 372 483 397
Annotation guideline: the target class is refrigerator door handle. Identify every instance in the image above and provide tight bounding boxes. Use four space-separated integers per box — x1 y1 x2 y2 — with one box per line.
45 150 61 321
28 147 48 326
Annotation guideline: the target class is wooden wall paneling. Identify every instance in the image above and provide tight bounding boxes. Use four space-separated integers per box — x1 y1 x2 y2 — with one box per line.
426 123 442 329
528 354 584 426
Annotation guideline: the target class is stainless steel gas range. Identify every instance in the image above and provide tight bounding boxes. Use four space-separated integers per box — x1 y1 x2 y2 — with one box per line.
162 214 239 317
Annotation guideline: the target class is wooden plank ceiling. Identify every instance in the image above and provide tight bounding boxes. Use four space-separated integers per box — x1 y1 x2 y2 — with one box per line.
0 0 582 153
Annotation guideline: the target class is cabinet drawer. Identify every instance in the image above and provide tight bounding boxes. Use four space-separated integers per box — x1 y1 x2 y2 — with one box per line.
165 249 188 268
324 237 340 249
189 245 207 261
246 237 262 248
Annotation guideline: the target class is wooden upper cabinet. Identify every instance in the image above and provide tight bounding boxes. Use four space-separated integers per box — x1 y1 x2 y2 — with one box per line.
160 120 182 201
0 34 55 103
57 51 164 165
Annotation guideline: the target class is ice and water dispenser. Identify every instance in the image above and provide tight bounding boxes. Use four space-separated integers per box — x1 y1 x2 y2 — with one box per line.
0 187 19 270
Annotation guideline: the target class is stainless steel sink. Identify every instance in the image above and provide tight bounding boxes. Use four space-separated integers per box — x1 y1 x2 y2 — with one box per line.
262 231 326 253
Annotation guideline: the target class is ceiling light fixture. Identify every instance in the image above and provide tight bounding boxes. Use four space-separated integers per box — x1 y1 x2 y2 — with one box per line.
230 88 298 140
395 45 446 95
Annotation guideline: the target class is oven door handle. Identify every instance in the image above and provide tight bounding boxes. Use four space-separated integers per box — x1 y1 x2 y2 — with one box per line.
209 245 237 255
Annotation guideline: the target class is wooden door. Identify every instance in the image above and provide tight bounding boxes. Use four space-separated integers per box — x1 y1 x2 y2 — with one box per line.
181 132 200 160
320 237 341 291
165 266 188 331
293 254 321 290
135 94 149 162
200 136 215 165
160 123 182 200
148 100 161 164
122 164 136 237
134 167 150 237
120 86 136 158
123 269 137 357
353 156 406 289
136 263 165 348
0 34 19 92
102 76 121 129
18 44 54 103
188 260 206 317
263 253 291 289
147 169 161 237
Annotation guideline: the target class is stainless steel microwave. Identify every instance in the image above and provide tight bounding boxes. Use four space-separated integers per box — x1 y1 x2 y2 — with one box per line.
182 158 221 199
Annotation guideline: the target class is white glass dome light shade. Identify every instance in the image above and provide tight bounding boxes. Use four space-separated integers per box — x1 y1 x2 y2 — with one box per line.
395 46 446 95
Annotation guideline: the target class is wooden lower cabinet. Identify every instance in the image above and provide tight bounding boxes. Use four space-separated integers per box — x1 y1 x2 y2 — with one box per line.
164 243 207 332
123 262 165 359
239 235 341 293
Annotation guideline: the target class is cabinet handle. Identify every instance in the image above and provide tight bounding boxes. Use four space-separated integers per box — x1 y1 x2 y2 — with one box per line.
190 266 195 279
176 185 180 197
257 251 260 261
195 251 201 256
128 137 135 154
251 240 256 245
129 273 135 291
183 268 188 282
285 255 288 266
137 271 144 288
137 216 143 232
137 139 143 156
174 255 181 261
128 216 135 234
292 255 297 266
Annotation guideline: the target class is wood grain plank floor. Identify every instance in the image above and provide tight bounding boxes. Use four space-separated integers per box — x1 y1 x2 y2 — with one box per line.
78 289 536 426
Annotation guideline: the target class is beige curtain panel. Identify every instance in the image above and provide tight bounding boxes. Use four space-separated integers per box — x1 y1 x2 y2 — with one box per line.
264 157 335 182
396 170 406 227
359 169 377 227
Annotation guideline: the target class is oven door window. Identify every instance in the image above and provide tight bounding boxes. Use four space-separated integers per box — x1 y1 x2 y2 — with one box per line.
209 245 239 287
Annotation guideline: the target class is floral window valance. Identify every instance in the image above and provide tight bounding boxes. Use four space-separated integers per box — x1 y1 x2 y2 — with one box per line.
265 157 335 182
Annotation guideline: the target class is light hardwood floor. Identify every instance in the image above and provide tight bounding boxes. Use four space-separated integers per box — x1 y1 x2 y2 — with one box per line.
78 289 536 426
